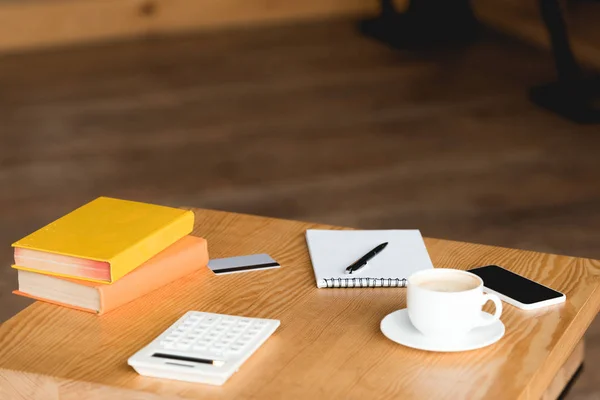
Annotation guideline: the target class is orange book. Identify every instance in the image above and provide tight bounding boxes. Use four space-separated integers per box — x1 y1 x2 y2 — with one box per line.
14 236 208 315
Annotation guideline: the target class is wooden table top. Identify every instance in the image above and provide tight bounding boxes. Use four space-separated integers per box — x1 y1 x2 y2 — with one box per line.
1 208 599 400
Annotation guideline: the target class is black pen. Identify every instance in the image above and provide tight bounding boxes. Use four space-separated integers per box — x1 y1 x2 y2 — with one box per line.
345 242 388 274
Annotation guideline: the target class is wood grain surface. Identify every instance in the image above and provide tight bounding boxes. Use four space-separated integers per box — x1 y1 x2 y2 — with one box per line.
0 18 599 399
0 209 598 399
0 0 379 53
1 0 599 71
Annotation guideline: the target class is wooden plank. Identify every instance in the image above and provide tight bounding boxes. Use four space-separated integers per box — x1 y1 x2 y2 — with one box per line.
0 339 589 400
0 369 58 400
0 0 380 53
542 339 585 400
1 0 599 71
0 209 599 399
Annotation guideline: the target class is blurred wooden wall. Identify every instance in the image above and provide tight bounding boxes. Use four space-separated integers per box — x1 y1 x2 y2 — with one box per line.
0 0 598 68
0 0 381 53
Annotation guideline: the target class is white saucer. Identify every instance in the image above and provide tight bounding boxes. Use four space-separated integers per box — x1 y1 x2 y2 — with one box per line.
380 308 505 352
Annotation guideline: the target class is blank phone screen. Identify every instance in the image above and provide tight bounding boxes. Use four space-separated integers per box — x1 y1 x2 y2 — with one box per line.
468 265 563 305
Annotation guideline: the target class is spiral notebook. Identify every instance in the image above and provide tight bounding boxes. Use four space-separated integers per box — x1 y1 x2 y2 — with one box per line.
306 229 434 288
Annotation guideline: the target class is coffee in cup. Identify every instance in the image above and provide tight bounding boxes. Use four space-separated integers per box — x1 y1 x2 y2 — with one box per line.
407 269 502 339
416 276 479 293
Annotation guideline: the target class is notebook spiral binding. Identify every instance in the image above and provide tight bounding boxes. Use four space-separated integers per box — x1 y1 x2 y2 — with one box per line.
323 277 408 288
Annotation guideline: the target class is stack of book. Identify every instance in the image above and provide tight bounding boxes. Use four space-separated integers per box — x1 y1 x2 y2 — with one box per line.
11 197 208 315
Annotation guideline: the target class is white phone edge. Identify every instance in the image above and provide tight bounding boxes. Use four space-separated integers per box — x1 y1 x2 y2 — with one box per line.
482 286 566 310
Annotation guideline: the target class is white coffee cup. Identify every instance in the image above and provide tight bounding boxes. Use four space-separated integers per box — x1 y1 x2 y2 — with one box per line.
407 269 502 338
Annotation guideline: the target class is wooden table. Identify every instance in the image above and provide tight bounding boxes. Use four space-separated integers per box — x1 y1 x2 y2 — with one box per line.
1 209 599 399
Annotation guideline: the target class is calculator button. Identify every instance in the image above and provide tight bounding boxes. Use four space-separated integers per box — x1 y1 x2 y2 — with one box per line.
226 345 242 354
176 342 191 350
248 324 263 332
193 344 208 351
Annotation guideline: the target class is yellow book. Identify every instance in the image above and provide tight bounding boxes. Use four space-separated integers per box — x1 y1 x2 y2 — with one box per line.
12 197 194 284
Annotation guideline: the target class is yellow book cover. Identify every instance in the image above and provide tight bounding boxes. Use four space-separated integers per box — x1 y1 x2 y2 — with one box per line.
12 197 194 283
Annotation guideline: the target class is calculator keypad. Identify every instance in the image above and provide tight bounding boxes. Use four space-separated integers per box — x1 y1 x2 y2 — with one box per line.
158 313 274 358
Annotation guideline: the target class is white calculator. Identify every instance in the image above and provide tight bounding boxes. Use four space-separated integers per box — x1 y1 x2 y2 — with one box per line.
128 311 280 385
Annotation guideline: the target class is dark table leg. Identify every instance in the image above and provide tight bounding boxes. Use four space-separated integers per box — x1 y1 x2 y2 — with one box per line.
360 0 599 123
529 0 600 123
359 0 480 49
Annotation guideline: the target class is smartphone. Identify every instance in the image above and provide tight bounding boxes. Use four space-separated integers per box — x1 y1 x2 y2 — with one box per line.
468 265 566 310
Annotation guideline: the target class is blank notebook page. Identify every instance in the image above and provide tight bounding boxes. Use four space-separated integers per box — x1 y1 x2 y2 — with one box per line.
306 229 434 288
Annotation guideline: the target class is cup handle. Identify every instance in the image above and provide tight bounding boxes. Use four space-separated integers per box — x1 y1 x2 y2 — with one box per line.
476 293 503 327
